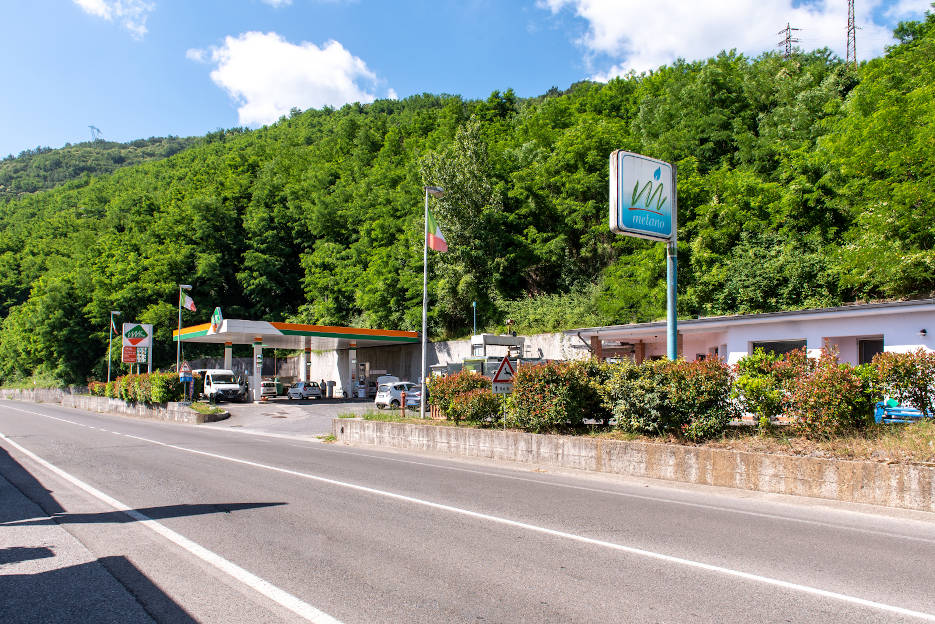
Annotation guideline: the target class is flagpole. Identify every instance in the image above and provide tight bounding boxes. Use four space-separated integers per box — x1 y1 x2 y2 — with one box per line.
107 310 120 384
421 188 429 419
420 186 445 419
177 285 182 373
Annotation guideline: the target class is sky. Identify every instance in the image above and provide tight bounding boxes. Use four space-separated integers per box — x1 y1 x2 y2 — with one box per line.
1 0 932 157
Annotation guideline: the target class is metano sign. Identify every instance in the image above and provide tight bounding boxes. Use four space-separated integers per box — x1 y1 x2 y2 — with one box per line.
609 150 676 242
122 323 153 348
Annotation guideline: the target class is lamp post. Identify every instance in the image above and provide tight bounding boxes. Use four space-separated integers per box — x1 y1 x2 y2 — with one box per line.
107 310 120 384
472 301 477 335
177 284 192 372
421 185 445 419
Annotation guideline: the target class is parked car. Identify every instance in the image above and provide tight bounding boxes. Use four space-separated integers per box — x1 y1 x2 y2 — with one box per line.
374 381 420 409
260 380 280 398
287 381 323 400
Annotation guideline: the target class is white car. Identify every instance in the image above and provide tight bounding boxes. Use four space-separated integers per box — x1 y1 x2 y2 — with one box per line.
287 381 323 400
374 381 420 409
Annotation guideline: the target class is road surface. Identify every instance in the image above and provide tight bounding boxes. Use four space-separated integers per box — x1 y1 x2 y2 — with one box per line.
2 399 935 623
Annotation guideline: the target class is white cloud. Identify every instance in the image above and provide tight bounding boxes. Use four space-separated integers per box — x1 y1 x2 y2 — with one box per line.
200 32 384 126
72 0 154 39
539 0 934 79
185 48 207 63
261 0 293 6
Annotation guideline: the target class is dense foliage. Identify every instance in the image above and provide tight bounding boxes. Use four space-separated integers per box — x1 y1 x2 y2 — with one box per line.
0 137 196 201
2 10 934 384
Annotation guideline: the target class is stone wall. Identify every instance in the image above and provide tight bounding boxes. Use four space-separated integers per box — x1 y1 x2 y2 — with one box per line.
333 419 935 513
0 388 227 425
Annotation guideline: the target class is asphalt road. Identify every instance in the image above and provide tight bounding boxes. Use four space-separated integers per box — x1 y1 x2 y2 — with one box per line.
2 399 935 623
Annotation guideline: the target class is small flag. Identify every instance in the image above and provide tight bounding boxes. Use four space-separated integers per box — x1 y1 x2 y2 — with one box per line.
110 317 118 334
182 293 196 312
427 208 448 252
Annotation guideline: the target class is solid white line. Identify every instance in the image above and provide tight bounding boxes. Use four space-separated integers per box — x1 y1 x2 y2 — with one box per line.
0 431 342 624
5 402 935 620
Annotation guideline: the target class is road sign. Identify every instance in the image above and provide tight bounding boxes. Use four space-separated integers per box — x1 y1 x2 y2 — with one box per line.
122 323 153 348
492 356 516 394
179 360 193 381
609 150 676 242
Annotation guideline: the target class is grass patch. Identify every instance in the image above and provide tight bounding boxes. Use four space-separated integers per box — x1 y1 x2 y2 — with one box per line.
337 413 359 419
317 434 337 443
587 420 935 465
188 401 225 415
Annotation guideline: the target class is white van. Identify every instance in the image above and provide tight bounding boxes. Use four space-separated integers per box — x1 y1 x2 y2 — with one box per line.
203 369 246 402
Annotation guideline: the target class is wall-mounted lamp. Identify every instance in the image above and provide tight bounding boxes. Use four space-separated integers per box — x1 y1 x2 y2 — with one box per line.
920 329 928 338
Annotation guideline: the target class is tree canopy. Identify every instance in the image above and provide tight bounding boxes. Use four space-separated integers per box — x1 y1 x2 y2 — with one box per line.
2 9 934 384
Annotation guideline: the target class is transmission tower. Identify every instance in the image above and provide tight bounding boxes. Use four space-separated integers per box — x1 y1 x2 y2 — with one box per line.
777 22 801 58
847 0 857 67
88 125 103 142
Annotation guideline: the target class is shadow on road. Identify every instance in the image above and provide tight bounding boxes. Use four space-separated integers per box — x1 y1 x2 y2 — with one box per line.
0 444 269 623
2 501 288 527
0 555 199 624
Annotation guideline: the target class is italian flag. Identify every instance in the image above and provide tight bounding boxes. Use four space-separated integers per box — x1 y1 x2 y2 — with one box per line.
182 293 197 312
427 208 448 252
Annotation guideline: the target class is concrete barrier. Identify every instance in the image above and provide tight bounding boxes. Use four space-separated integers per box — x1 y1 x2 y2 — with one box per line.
333 419 935 513
0 388 228 425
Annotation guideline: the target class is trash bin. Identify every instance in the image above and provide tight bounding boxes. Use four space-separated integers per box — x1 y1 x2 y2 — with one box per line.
357 386 366 398
326 380 336 398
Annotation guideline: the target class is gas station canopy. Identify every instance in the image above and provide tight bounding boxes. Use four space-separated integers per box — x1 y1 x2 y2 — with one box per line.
173 319 419 350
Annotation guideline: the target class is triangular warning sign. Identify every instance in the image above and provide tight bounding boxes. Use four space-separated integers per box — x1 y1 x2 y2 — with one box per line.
492 355 516 383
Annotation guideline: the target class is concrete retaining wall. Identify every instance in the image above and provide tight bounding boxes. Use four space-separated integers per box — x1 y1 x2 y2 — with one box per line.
333 419 935 513
0 388 227 425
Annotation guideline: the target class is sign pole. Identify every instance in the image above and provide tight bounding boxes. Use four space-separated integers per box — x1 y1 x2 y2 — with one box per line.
667 164 678 361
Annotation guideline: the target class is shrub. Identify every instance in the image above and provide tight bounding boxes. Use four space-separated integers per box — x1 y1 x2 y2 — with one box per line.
732 349 786 422
671 359 735 442
603 358 733 441
603 360 682 437
874 349 935 415
88 381 106 396
786 351 878 439
508 360 609 433
426 371 491 421
446 389 502 426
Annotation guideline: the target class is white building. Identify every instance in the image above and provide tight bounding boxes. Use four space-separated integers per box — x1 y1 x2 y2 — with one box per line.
567 299 935 365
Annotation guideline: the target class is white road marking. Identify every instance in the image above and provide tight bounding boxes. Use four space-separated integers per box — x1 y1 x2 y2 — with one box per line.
5 401 935 544
0 431 343 624
4 402 935 620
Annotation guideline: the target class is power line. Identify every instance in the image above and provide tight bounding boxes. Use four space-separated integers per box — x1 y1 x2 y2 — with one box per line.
777 22 801 59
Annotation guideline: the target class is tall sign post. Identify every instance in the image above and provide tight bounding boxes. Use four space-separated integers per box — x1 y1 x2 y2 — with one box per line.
121 323 154 372
609 150 678 360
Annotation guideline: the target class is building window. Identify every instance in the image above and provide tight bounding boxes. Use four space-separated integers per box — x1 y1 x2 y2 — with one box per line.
751 340 807 356
858 338 884 365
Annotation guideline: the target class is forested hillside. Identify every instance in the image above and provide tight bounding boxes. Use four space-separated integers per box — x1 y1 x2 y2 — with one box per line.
0 136 197 201
1 10 933 384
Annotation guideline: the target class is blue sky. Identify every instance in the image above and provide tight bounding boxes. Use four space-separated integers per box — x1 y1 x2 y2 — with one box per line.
1 0 931 157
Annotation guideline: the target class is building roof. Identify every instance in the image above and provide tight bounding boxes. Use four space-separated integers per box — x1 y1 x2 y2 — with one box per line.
173 319 419 350
566 299 935 340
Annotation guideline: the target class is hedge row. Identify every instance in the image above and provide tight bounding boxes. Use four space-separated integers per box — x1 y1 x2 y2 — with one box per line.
427 349 935 441
88 372 198 404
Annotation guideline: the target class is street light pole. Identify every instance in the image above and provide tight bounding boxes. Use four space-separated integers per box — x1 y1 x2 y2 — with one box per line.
472 301 477 335
421 185 445 419
107 310 120 384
